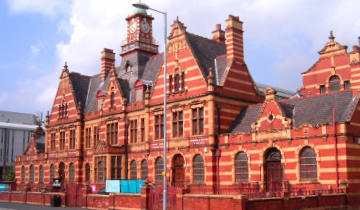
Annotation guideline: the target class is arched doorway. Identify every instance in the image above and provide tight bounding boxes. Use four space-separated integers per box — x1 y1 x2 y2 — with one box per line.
264 148 283 192
172 154 185 188
58 162 65 185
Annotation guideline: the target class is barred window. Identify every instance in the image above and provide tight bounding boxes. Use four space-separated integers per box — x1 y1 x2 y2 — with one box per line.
193 155 204 184
95 157 106 183
50 133 56 151
155 115 164 140
344 80 351 90
60 131 65 150
93 126 99 147
50 164 55 183
320 85 326 94
69 163 75 183
172 111 183 137
235 152 248 182
155 157 164 184
29 165 34 183
58 103 68 119
39 165 44 184
192 107 204 135
107 123 118 144
141 160 148 180
21 166 25 184
69 130 76 149
111 156 122 180
130 160 137 180
85 164 91 183
85 127 91 148
130 120 138 143
300 147 317 181
329 75 340 92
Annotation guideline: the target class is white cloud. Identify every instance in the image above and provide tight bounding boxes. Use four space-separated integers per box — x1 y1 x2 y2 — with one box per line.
7 0 71 17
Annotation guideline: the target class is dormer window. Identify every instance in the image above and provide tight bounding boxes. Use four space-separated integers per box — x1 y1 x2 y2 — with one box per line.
329 75 340 92
110 88 115 108
96 91 104 111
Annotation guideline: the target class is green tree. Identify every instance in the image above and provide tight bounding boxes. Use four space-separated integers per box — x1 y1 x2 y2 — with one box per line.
4 165 15 181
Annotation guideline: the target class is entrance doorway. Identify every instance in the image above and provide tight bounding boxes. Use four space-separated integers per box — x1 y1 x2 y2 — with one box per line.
171 154 185 188
264 148 283 192
58 162 65 186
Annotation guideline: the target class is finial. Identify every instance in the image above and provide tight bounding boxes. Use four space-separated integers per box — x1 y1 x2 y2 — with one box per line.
358 36 360 46
329 30 335 41
176 16 179 22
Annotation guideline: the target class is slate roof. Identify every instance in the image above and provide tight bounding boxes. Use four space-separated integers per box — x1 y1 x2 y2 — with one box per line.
0 111 38 125
186 33 226 81
229 91 356 134
69 73 90 110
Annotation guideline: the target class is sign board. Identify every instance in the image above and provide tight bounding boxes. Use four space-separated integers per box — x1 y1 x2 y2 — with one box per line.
106 180 121 193
89 184 97 193
189 138 208 146
150 142 164 149
52 178 61 188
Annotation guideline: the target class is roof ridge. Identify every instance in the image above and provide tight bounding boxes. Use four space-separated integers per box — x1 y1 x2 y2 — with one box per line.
186 31 225 46
280 90 352 103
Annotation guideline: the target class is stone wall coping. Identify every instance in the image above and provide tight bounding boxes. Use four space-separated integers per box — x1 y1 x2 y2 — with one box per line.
87 194 110 198
111 193 141 197
183 194 240 199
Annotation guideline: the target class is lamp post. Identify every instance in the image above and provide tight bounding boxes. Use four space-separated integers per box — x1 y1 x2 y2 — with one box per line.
132 2 168 210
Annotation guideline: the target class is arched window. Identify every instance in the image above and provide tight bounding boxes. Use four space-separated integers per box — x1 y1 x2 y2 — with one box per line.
300 147 317 181
235 152 248 182
329 75 340 92
155 157 164 184
21 166 25 184
85 164 90 183
193 155 204 184
29 165 34 183
141 160 148 180
50 164 55 183
69 163 75 183
130 160 137 180
39 165 44 184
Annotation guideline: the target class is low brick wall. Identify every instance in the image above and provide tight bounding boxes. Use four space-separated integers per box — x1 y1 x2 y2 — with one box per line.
183 194 246 210
0 191 65 207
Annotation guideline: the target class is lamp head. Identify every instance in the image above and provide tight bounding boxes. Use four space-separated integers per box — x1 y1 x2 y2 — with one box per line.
132 2 149 10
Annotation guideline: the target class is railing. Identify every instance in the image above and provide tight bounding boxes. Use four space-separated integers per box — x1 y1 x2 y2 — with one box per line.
187 182 346 199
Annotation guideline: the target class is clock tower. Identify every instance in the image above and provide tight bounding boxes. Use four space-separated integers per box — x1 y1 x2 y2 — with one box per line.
121 8 158 56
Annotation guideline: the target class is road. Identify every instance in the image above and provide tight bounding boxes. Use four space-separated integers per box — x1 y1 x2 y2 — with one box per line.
0 202 87 210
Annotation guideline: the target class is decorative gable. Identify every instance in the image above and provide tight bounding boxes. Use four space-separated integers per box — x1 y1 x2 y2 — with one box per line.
103 68 125 111
318 31 347 58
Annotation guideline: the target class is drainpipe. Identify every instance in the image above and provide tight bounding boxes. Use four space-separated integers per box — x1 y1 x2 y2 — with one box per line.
333 108 339 189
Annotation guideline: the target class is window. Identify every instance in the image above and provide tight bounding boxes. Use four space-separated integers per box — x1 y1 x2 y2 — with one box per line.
344 80 351 90
93 126 99 147
169 75 173 92
60 131 65 150
300 147 317 181
329 75 340 92
155 114 164 140
85 127 91 148
172 111 183 137
111 156 122 180
130 120 138 143
192 107 204 135
141 160 148 180
50 164 55 183
69 163 75 183
130 160 137 180
50 133 56 151
175 74 180 92
155 157 164 184
69 130 76 149
85 164 91 183
106 123 118 144
181 72 185 90
39 165 44 184
193 155 204 184
320 85 326 94
21 166 25 184
141 118 145 142
169 72 185 93
235 152 248 182
110 91 115 108
95 156 106 183
58 103 68 119
29 165 34 183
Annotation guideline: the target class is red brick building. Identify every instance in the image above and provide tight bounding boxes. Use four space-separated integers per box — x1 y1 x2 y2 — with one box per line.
13 8 360 208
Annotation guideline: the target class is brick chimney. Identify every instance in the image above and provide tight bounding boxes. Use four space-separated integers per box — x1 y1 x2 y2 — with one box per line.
101 48 115 81
212 24 225 44
225 15 244 63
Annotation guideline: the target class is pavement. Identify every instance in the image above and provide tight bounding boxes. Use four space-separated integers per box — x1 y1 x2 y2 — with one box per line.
0 202 87 210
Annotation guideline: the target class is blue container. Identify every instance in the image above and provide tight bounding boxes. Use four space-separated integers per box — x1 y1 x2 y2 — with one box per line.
120 180 129 193
128 180 137 193
136 180 145 193
0 184 9 192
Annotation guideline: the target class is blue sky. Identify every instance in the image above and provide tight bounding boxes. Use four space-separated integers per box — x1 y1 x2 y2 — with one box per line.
1 0 360 115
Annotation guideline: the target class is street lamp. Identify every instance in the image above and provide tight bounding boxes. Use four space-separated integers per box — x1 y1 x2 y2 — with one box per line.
132 2 168 210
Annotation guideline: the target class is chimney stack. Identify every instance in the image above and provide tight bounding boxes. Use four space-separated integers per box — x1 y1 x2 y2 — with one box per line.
212 24 225 44
225 15 244 64
101 48 115 81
